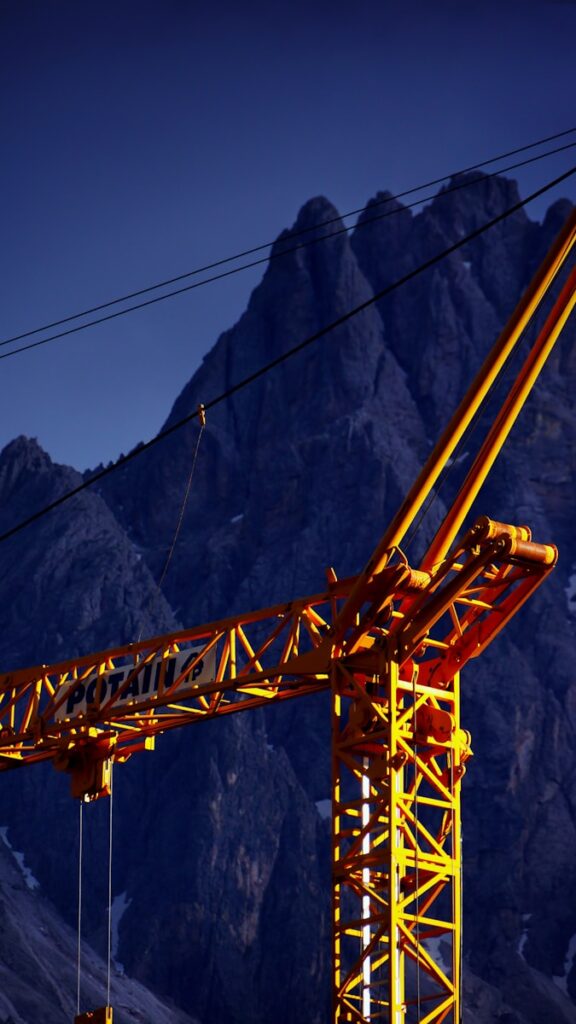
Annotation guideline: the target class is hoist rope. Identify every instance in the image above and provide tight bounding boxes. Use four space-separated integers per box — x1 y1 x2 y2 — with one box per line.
137 412 205 643
452 751 464 1024
2 128 574 354
77 799 84 1016
459 824 464 1024
0 163 574 550
107 762 114 1008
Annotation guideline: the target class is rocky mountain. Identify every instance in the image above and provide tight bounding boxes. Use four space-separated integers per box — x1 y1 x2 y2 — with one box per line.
0 835 196 1024
0 171 575 1023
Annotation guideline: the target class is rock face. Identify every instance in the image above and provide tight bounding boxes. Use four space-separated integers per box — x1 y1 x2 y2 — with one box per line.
0 173 575 1024
0 836 197 1024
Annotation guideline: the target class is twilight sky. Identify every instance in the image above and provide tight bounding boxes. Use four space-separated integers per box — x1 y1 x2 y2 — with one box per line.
1 0 575 469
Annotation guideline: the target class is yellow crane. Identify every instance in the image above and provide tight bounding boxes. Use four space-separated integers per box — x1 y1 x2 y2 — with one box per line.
0 208 575 1024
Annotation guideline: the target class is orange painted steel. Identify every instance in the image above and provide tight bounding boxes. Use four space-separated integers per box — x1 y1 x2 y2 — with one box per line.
423 263 576 569
0 517 555 1022
0 209 574 1023
0 528 555 780
333 207 576 643
74 1009 113 1024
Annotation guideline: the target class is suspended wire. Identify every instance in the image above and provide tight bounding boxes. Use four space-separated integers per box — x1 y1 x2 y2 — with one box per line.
157 413 205 594
0 163 574 549
402 324 531 557
77 799 84 1017
412 671 422 1024
2 126 575 351
403 436 478 559
1 140 576 365
136 412 206 643
107 763 114 1009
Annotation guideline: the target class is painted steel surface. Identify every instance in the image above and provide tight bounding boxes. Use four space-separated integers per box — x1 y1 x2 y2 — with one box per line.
0 209 574 1024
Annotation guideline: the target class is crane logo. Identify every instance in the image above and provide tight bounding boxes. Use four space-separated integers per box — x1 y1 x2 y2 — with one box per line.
54 646 216 721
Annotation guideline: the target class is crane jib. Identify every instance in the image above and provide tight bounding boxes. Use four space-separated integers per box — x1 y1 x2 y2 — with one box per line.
54 646 217 721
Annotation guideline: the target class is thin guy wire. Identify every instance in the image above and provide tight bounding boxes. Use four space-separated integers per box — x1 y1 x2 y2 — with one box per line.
3 126 575 349
157 421 205 593
136 419 205 643
403 430 480 558
1 141 576 364
77 799 83 1016
403 333 529 558
0 162 573 549
107 762 114 1008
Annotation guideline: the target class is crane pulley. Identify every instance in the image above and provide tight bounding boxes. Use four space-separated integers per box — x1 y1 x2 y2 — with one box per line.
0 206 575 1024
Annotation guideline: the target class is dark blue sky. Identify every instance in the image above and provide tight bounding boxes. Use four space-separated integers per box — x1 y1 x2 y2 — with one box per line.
1 0 575 469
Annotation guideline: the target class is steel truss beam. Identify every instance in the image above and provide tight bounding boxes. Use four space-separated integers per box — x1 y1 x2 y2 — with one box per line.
0 519 554 784
0 517 558 1015
0 208 573 1024
332 659 467 1024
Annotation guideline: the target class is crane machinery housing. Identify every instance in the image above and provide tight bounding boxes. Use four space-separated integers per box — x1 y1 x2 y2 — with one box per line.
0 206 575 1024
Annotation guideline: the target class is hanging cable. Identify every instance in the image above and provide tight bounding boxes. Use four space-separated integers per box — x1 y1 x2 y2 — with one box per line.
77 799 84 1017
2 127 575 351
0 163 574 550
402 315 536 560
1 141 575 366
157 406 206 595
403 400 488 559
107 762 114 1009
136 403 203 643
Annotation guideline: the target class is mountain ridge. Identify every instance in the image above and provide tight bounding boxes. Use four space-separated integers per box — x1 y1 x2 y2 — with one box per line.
0 172 574 1022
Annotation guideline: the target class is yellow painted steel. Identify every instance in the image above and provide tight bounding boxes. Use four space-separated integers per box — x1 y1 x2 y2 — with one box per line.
423 263 576 568
0 213 575 1024
331 659 466 1024
74 1008 113 1024
333 208 576 640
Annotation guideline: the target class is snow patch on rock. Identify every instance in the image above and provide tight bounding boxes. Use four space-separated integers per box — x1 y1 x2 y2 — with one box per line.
111 890 133 972
553 931 576 995
518 913 531 959
425 937 449 974
0 826 40 891
315 799 332 821
565 569 576 614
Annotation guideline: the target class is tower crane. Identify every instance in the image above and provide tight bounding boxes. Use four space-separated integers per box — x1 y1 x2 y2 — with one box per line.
0 208 575 1024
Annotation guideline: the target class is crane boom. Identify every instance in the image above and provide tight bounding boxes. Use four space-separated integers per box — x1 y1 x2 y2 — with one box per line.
0 207 574 1024
0 520 556 780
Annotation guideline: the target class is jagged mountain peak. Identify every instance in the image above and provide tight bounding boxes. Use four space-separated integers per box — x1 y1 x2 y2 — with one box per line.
358 188 412 220
439 170 524 216
0 435 65 497
542 196 575 237
1 175 576 1024
269 194 342 258
292 193 342 231
0 434 49 464
268 193 350 273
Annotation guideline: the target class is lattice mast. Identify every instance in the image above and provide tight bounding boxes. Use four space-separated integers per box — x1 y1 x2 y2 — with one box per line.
0 211 575 1024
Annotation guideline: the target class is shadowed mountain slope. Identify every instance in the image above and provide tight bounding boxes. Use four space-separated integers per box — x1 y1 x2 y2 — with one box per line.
0 174 575 1023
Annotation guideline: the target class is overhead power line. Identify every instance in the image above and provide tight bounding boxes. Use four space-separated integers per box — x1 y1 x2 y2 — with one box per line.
0 162 574 548
1 127 575 355
1 140 576 365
